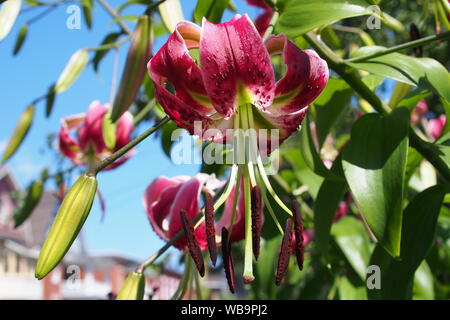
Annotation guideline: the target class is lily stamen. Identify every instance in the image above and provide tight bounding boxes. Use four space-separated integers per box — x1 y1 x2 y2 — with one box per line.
180 209 205 277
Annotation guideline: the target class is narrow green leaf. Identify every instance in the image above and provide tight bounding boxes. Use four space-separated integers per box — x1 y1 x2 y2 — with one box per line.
343 108 409 257
92 32 122 72
81 0 93 29
13 179 44 228
13 24 28 55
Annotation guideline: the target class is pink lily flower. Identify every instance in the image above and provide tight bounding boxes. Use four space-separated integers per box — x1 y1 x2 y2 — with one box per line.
148 15 328 151
58 100 135 170
143 173 247 250
245 0 275 36
411 99 428 125
429 114 446 140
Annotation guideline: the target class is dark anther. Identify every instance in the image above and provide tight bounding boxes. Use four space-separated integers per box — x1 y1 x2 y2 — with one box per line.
180 210 205 277
204 191 217 266
251 186 262 260
275 219 293 286
221 227 236 294
292 200 304 271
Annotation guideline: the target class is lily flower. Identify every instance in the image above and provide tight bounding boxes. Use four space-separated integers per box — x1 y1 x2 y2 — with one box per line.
58 101 135 171
148 15 328 152
143 173 247 251
147 15 328 288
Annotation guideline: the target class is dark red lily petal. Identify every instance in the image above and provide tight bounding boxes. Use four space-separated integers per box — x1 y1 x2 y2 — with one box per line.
291 200 304 271
204 191 217 266
180 210 205 277
265 35 328 116
221 227 236 294
275 219 293 286
200 15 275 117
251 186 262 260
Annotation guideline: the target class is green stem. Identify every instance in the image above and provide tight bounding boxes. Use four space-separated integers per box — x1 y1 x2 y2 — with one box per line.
228 167 241 236
91 116 170 174
136 212 204 273
133 100 156 126
304 32 450 182
345 31 450 62
85 36 130 52
96 0 132 35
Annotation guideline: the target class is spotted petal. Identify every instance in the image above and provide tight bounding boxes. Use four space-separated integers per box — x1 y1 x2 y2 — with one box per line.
265 35 328 116
200 15 275 117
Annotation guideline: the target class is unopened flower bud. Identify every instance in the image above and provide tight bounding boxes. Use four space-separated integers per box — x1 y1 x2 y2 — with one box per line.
35 174 97 280
116 271 145 300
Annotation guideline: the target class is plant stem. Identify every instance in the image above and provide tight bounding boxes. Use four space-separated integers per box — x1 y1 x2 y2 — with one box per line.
91 116 169 174
345 31 450 62
136 212 204 273
304 32 450 182
133 100 156 125
96 0 132 35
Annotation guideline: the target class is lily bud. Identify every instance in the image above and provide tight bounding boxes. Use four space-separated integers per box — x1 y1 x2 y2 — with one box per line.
116 271 145 300
0 0 21 41
2 104 34 164
54 49 89 94
13 179 44 228
35 174 97 280
111 15 152 122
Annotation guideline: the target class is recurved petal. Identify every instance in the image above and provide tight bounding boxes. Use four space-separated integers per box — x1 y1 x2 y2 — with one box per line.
266 35 328 115
78 101 108 154
58 126 83 165
148 21 215 118
146 183 184 244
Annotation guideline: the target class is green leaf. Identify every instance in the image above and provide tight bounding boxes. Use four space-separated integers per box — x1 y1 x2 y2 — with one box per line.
337 276 368 300
0 0 21 41
45 84 56 118
314 158 347 257
347 46 450 103
276 0 373 37
412 261 434 300
81 0 93 29
368 184 447 299
13 24 28 55
332 216 374 281
194 0 228 24
299 114 342 181
282 147 324 198
313 78 352 147
343 108 409 257
92 32 122 72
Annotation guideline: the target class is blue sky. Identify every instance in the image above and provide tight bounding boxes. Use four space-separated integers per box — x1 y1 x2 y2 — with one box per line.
0 0 260 261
